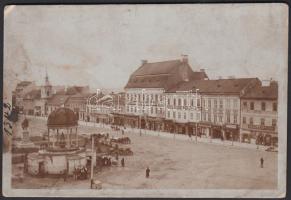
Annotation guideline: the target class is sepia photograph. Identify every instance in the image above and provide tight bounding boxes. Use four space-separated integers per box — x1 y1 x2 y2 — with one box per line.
2 3 288 198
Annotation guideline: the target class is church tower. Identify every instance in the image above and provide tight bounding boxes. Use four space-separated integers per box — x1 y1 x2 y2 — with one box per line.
41 70 52 99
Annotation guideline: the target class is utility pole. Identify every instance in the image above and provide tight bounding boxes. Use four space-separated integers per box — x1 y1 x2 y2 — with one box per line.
90 134 95 189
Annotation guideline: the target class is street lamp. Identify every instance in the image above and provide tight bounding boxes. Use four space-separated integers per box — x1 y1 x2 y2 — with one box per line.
90 133 96 189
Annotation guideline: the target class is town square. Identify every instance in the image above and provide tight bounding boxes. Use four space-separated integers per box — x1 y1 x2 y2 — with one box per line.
2 4 287 198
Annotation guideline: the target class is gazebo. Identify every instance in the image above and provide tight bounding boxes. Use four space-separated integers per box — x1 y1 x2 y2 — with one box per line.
47 107 79 149
27 107 88 176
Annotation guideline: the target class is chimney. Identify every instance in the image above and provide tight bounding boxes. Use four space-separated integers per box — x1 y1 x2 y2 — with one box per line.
200 69 205 72
181 55 188 63
262 79 271 86
141 60 147 65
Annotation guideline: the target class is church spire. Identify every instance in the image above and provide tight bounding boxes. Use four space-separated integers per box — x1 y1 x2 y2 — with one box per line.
45 67 50 86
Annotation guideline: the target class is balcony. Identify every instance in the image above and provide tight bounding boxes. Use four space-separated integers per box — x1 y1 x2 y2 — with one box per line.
241 124 276 132
242 107 277 115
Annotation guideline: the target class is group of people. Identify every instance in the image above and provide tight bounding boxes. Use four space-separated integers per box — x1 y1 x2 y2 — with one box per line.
73 166 88 180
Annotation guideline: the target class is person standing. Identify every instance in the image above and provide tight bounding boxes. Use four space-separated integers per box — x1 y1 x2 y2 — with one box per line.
260 157 264 168
121 157 125 167
146 167 150 178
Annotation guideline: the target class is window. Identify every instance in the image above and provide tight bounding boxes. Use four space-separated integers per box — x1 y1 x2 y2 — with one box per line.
250 117 253 125
208 99 211 108
234 114 237 124
151 107 153 114
261 118 265 126
226 99 230 107
167 98 170 105
178 112 181 119
196 113 200 121
273 102 277 111
203 113 206 121
243 102 247 107
214 114 217 123
219 100 223 109
233 99 238 108
243 117 246 124
173 111 176 118
261 102 266 111
190 113 194 120
155 94 158 102
208 113 211 122
250 102 254 110
178 98 181 106
226 111 230 123
184 99 187 107
214 99 217 108
191 99 194 107
202 99 205 107
219 115 222 122
197 99 201 107
272 119 277 127
184 112 186 119
167 111 170 118
173 99 176 106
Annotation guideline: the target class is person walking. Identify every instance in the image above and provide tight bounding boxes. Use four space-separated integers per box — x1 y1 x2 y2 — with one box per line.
188 132 192 141
121 157 125 167
260 157 264 168
146 167 150 178
63 169 68 182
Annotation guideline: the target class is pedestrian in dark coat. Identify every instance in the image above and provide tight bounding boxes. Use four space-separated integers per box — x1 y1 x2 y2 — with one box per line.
146 167 150 178
260 157 264 168
121 158 125 167
63 169 68 181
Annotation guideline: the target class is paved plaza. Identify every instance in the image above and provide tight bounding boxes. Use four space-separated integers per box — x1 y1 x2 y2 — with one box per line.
12 117 277 189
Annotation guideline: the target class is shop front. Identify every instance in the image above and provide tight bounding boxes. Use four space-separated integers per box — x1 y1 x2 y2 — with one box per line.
211 125 223 139
198 122 212 138
224 124 240 141
163 119 175 133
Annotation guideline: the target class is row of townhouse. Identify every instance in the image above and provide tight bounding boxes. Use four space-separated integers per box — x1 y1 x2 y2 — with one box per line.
86 91 126 124
13 72 92 120
116 55 278 146
13 72 126 125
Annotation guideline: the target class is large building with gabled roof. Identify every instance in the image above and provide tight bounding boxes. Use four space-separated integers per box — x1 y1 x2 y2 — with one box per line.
123 55 209 131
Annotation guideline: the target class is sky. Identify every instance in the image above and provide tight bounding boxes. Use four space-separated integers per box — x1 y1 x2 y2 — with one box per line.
3 4 288 98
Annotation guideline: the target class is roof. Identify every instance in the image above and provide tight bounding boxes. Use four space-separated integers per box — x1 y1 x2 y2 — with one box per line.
241 82 278 100
47 94 70 106
167 78 260 95
16 81 33 88
55 86 90 95
23 89 41 100
131 60 181 76
66 86 89 95
125 59 208 90
47 107 78 127
66 93 94 105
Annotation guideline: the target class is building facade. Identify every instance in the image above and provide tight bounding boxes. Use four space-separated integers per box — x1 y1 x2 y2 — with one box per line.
165 78 261 140
240 81 278 146
124 55 208 131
